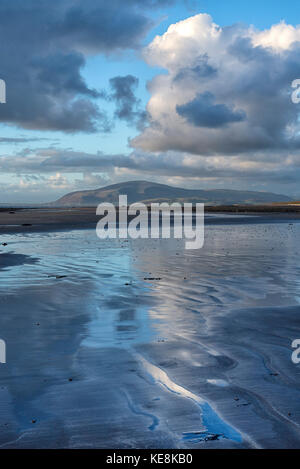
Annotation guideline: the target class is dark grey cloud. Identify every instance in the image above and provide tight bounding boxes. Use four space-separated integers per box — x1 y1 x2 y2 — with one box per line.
0 0 173 132
108 75 147 129
0 137 53 144
176 92 246 128
1 146 299 187
57 1 151 53
174 55 217 82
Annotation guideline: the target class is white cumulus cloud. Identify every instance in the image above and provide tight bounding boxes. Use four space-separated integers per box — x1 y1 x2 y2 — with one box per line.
132 14 300 160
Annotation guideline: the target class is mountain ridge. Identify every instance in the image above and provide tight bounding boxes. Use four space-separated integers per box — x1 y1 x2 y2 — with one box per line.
52 180 293 206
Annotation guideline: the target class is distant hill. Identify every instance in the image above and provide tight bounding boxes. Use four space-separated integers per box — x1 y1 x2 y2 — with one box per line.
52 180 293 206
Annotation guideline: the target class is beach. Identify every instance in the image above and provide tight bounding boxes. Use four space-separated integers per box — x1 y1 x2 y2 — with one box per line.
0 211 300 448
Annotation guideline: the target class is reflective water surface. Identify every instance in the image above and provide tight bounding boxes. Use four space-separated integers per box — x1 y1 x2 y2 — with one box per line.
0 218 300 448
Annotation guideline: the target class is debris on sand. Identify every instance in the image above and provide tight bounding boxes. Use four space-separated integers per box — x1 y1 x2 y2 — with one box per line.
47 274 67 279
144 277 162 281
205 434 222 441
182 431 224 443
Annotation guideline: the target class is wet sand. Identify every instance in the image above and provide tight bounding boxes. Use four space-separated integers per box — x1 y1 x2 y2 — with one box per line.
0 215 300 448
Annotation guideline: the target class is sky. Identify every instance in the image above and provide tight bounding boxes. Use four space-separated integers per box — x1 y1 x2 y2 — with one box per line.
1 0 300 202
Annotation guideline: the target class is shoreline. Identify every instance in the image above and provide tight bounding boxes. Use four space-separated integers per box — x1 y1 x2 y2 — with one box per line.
0 207 300 235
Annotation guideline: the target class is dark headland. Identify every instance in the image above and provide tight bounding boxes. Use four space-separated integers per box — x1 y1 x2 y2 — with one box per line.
0 180 298 233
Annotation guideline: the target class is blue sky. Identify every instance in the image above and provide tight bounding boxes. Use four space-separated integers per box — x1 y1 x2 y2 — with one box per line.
83 0 300 154
1 0 300 202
